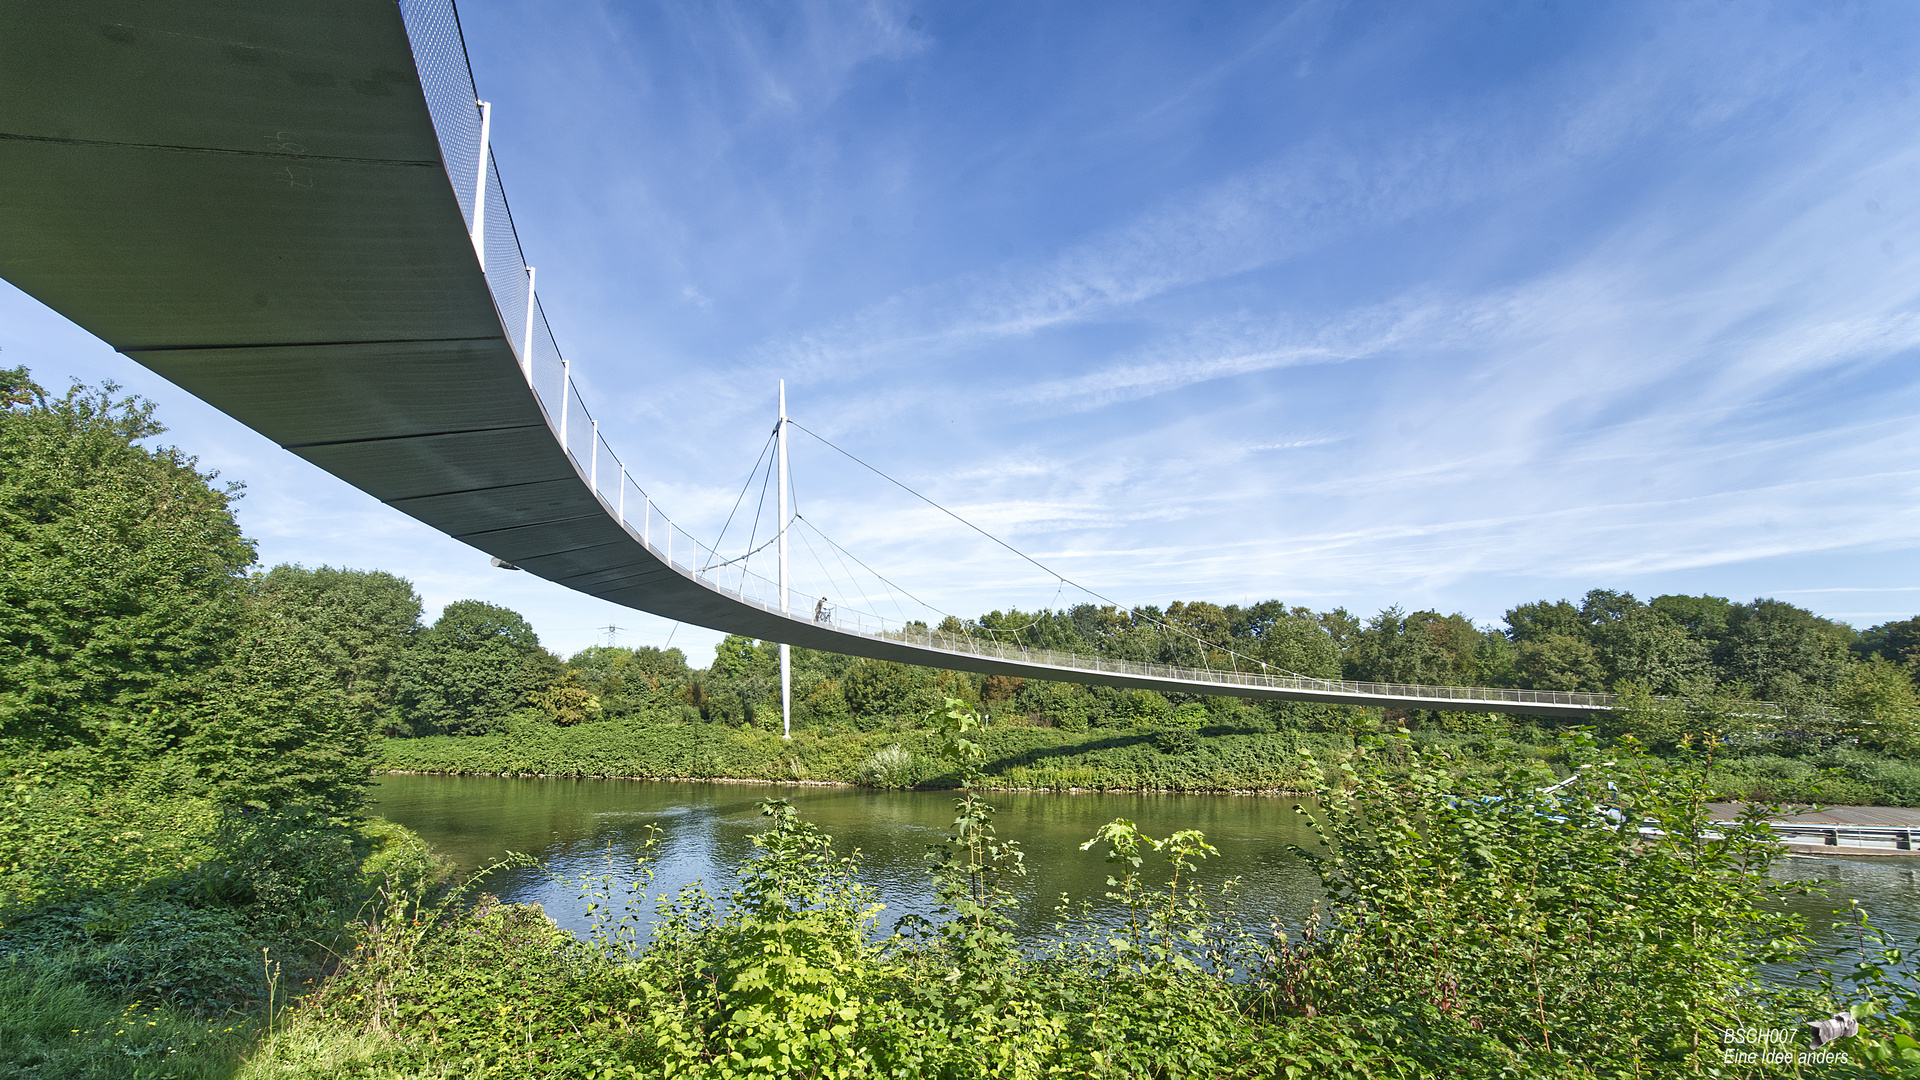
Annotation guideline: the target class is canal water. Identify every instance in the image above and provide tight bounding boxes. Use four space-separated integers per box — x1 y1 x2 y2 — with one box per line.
372 774 1920 984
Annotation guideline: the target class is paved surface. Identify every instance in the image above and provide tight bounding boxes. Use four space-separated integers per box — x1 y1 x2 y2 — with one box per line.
1707 803 1920 856
1708 804 1920 828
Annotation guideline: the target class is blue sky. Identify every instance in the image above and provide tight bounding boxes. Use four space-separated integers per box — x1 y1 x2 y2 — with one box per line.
6 0 1919 663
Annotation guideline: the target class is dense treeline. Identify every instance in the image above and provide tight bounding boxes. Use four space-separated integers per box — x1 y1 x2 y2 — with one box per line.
1 370 439 1076
12 367 1909 777
315 576 1920 744
348 575 1920 766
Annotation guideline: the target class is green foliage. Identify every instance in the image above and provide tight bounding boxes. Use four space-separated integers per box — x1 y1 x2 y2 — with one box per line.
650 800 882 1078
1835 656 1920 752
1267 730 1812 1072
0 966 258 1080
854 744 914 787
1079 819 1217 975
1515 632 1605 691
916 699 1027 997
840 657 915 722
1649 592 1735 639
569 644 692 720
392 600 555 736
1119 687 1173 726
1 801 445 1014
1808 906 1920 1076
1599 680 1703 749
379 715 1358 793
1717 597 1858 710
1596 606 1712 693
252 564 422 733
268 780 1422 1079
0 370 253 776
187 603 376 813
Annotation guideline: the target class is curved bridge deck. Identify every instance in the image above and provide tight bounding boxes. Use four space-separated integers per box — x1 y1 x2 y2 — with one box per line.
0 1 1778 722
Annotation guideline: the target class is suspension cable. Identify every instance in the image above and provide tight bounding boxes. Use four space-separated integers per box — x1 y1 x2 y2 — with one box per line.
794 514 953 623
787 419 1315 680
707 429 776 564
733 432 779 581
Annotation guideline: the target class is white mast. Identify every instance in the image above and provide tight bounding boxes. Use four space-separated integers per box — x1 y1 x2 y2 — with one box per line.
778 381 791 740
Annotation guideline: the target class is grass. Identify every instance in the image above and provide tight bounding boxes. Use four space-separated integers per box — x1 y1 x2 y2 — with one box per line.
0 965 258 1080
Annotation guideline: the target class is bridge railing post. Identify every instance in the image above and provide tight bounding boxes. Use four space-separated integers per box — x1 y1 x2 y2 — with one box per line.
470 99 491 263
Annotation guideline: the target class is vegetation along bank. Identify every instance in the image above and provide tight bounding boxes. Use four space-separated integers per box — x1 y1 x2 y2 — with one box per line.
8 368 1920 1077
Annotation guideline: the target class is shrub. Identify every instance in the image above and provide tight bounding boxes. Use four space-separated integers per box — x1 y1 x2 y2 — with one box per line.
1263 731 1813 1072
1152 727 1200 755
854 744 914 788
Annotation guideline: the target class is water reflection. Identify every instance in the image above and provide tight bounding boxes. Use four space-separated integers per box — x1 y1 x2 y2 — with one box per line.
371 775 1326 945
371 774 1920 985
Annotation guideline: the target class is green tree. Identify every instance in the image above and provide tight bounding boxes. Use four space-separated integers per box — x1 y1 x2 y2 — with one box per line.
1858 615 1920 679
1120 688 1173 727
392 600 549 735
711 634 772 681
252 564 421 732
1316 606 1362 653
1647 593 1734 641
1594 607 1710 694
0 369 253 775
1833 656 1920 752
797 677 852 727
1012 679 1095 730
1247 610 1342 679
1514 633 1605 692
1715 598 1855 709
1503 598 1584 643
842 658 915 724
1348 608 1480 685
186 605 374 813
568 644 690 717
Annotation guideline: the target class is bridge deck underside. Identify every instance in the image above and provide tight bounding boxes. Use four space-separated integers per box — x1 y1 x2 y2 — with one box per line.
0 1 1609 718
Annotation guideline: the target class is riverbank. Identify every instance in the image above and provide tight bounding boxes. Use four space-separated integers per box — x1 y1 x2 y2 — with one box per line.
375 719 1358 793
376 767 1322 797
233 736 1917 1077
377 717 1920 804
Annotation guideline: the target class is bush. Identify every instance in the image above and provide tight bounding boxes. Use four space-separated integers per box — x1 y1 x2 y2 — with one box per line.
1152 727 1201 755
275 721 1836 1078
855 744 915 788
378 719 1351 793
0 807 441 1013
1263 731 1811 1072
277 741 1418 1079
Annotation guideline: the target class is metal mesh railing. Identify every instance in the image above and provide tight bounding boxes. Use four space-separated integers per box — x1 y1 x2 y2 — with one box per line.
392 1 1801 717
399 0 482 230
397 0 876 617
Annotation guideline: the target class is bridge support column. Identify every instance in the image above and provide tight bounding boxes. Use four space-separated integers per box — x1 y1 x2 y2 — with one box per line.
778 380 791 740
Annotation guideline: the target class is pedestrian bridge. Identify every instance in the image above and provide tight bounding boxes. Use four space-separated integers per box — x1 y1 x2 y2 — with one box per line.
0 0 1710 722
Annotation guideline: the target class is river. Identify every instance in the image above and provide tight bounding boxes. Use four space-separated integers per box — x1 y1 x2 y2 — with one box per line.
372 773 1920 984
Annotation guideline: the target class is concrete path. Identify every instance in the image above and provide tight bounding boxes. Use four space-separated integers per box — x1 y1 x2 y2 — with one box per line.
1708 803 1920 856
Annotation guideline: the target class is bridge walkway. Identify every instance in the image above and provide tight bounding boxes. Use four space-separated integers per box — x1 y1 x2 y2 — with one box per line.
0 1 1782 723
